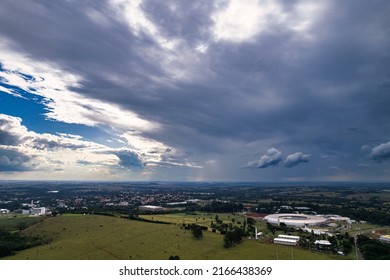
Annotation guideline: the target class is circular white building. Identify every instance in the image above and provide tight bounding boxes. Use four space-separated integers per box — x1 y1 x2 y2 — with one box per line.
265 213 328 227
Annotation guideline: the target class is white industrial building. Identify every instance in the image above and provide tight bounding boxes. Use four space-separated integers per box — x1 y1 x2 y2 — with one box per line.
302 226 333 236
278 234 300 241
21 207 48 216
379 235 390 244
326 215 352 224
138 205 165 212
30 207 46 216
273 235 300 246
265 213 328 227
274 238 298 246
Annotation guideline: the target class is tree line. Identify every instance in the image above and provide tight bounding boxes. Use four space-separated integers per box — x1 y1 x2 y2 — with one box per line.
0 228 48 258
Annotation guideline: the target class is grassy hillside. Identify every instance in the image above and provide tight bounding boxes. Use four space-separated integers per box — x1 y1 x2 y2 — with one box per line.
3 214 346 260
139 212 247 228
0 215 45 231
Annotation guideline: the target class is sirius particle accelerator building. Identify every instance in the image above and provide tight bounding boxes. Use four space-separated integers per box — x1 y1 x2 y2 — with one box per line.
264 213 328 227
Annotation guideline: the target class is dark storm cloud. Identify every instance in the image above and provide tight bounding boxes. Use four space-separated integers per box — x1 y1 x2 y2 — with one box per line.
0 117 26 146
0 0 164 96
243 150 311 169
369 141 390 162
139 0 390 158
0 147 33 172
283 152 311 168
141 0 216 44
0 127 22 146
112 150 144 169
31 137 88 151
1 0 390 180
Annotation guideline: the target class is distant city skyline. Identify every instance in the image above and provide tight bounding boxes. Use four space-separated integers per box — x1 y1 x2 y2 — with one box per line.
1 0 390 182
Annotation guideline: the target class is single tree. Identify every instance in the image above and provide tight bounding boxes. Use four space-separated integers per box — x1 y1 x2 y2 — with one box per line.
191 224 203 239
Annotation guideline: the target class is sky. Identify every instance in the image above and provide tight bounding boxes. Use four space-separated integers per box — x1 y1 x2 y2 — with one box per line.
0 0 390 182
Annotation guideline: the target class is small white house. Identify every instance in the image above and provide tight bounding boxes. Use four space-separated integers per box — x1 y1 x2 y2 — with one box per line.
314 240 331 246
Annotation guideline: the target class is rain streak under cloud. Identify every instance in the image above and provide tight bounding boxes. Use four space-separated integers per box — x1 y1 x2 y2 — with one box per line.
0 0 390 182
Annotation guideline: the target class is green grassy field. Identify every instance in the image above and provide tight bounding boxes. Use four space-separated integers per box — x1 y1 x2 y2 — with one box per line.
139 212 275 235
0 215 45 232
348 222 390 237
139 212 248 228
2 214 347 260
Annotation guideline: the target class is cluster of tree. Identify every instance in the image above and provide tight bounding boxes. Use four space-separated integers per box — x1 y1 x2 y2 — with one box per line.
310 205 390 226
357 235 390 260
296 230 353 255
245 217 257 235
266 222 296 235
127 215 171 224
209 216 257 248
327 233 353 255
255 203 280 214
0 229 48 258
194 201 244 213
298 232 353 255
211 215 254 234
223 227 246 248
182 223 207 239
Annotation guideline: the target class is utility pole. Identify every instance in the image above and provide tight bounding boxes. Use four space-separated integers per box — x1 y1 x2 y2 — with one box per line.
354 234 358 260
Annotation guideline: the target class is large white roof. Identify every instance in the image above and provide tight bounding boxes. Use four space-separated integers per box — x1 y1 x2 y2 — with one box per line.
265 213 328 226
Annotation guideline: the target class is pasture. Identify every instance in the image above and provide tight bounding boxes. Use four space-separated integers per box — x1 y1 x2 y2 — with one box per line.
3 214 346 260
139 212 249 227
0 215 45 231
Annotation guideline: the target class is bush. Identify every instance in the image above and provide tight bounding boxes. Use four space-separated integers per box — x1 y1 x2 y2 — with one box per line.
0 228 48 258
223 227 245 248
358 235 390 260
169 255 180 260
0 244 13 258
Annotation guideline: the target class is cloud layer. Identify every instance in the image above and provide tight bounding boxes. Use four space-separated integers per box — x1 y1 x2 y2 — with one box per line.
243 149 311 169
244 148 283 169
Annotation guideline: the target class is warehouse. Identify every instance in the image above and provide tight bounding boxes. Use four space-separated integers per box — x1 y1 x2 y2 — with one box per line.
273 238 298 246
138 205 165 212
273 234 300 246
